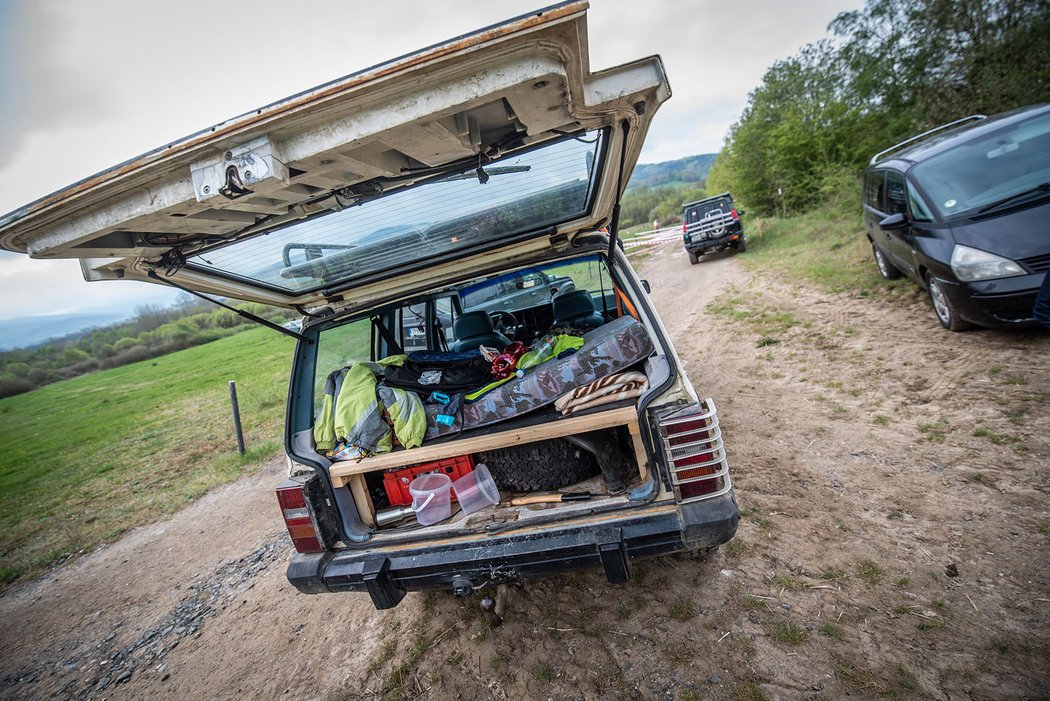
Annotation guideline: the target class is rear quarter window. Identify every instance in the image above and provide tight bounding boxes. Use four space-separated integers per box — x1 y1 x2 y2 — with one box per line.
313 318 371 413
864 171 885 210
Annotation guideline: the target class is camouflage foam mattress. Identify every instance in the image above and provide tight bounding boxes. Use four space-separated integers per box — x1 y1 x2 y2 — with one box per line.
463 315 652 429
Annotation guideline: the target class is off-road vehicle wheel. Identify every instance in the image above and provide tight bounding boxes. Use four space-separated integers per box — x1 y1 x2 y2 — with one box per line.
477 438 601 491
735 238 747 253
688 250 699 265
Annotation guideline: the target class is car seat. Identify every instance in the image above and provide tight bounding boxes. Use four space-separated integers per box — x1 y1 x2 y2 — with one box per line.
451 311 510 352
552 290 605 330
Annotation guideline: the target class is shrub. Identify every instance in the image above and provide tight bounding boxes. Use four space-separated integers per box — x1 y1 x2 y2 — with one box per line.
113 345 153 365
3 361 30 376
113 336 139 353
0 372 35 398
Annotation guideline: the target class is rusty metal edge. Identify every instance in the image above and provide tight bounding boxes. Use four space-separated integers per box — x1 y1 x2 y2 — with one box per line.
0 1 589 246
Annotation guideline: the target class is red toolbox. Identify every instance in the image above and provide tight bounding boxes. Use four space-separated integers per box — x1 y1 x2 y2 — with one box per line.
383 455 474 506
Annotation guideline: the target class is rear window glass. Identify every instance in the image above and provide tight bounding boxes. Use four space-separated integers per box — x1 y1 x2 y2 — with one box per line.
685 199 731 220
183 132 606 294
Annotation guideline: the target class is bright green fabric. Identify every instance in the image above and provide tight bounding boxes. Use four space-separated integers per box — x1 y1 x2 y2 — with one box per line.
313 357 424 455
378 386 426 449
313 388 338 451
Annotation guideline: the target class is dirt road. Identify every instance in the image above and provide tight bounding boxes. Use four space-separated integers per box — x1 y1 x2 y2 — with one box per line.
2 243 1048 700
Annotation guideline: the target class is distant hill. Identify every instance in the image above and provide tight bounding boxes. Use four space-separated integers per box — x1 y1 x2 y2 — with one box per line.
0 312 129 351
627 153 717 191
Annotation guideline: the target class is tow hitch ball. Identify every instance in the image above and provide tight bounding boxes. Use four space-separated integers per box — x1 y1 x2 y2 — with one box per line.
480 584 508 627
452 578 509 626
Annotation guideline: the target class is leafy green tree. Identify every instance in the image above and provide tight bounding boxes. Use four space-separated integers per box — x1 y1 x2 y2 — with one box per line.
60 347 90 366
714 0 1050 216
3 361 30 377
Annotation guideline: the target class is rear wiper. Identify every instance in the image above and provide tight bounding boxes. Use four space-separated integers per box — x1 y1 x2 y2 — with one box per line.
437 165 532 182
977 182 1050 214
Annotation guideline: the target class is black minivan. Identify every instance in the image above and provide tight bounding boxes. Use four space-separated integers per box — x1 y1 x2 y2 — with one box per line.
863 103 1050 331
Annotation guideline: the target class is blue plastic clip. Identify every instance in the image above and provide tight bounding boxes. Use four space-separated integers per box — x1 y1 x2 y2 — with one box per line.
429 391 451 405
435 414 455 426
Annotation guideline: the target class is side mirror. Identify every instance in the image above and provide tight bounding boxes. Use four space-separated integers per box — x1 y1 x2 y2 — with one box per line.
878 213 909 230
641 280 651 293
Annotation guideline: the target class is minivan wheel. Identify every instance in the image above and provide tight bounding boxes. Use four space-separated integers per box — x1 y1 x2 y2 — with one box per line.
926 274 972 331
872 243 902 279
688 250 699 265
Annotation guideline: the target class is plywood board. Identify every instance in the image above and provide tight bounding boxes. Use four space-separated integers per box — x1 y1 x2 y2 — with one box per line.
329 406 641 487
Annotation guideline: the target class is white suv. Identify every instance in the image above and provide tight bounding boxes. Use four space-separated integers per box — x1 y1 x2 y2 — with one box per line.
0 2 738 611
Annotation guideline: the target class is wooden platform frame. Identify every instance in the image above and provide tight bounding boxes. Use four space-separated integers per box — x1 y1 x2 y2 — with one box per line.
329 405 649 525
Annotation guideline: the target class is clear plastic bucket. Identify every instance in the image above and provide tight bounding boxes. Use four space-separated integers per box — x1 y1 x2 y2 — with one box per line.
409 473 453 525
451 463 500 515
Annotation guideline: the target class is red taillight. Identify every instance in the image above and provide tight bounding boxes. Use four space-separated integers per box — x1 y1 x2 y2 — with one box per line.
680 475 721 499
730 208 740 221
682 222 687 234
276 482 324 553
658 400 731 502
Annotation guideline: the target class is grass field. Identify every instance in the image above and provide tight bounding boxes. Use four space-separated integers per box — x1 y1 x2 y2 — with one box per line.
0 327 295 585
735 202 914 299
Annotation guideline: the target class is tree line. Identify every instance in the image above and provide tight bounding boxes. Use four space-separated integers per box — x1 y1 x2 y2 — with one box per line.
0 296 296 398
620 182 709 229
708 0 1050 215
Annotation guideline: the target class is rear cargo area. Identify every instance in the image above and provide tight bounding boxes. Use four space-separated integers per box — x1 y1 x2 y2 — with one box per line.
292 252 705 539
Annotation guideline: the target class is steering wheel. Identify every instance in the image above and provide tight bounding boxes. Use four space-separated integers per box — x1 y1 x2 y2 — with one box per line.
488 310 519 341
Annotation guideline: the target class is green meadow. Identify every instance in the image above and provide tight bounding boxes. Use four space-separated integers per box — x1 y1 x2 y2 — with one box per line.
736 202 913 300
0 327 295 585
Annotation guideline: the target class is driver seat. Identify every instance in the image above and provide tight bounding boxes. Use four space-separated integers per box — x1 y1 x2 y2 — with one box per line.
552 290 605 330
451 311 510 353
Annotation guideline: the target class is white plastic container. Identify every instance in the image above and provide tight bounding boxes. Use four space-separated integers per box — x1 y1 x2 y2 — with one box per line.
451 463 500 515
409 473 453 525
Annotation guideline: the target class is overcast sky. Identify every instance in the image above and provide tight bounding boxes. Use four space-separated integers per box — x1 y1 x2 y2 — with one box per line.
0 0 860 329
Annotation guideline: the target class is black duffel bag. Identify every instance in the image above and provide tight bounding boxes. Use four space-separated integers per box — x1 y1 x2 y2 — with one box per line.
384 350 492 393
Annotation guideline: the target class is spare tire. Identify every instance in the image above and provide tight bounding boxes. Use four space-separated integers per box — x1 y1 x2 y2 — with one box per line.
477 438 601 491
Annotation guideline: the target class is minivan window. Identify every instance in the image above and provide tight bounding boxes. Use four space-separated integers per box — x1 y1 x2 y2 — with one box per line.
886 172 908 216
910 109 1050 218
865 171 885 210
906 181 933 221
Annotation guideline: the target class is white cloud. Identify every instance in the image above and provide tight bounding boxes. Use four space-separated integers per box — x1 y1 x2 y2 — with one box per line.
0 253 179 321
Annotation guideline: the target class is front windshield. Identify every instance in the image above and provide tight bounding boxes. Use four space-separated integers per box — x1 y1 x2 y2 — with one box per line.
459 257 608 315
183 132 604 293
911 110 1050 218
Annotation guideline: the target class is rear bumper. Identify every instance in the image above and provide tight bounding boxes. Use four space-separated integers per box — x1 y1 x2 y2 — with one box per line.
684 232 744 254
287 493 739 608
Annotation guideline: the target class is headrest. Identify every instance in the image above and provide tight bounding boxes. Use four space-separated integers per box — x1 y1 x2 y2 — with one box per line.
553 290 595 321
453 310 494 338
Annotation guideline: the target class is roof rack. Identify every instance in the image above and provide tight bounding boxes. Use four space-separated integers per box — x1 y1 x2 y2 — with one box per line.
682 192 732 208
869 115 987 165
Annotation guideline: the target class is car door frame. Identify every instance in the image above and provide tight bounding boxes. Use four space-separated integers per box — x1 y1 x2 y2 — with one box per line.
880 169 923 280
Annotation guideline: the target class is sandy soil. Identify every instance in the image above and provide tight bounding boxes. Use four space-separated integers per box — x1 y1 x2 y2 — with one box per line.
2 242 1048 701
